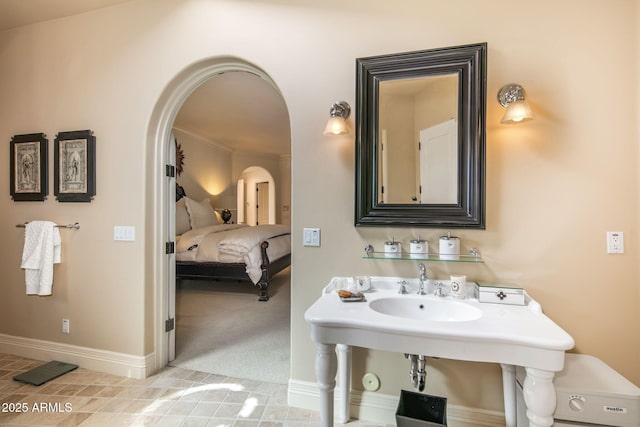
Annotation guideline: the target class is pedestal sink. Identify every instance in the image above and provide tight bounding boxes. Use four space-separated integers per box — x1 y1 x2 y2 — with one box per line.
369 296 482 322
304 276 575 427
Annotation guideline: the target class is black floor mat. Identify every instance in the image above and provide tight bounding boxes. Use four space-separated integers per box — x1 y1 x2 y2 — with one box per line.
13 361 78 386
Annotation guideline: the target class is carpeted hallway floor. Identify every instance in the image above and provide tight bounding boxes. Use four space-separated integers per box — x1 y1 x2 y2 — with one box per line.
171 268 291 384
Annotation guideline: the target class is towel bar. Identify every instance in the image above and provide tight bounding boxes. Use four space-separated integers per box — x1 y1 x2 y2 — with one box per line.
16 222 80 229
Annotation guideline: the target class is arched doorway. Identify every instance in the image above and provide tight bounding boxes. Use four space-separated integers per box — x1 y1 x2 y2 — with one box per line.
146 57 291 374
237 166 276 225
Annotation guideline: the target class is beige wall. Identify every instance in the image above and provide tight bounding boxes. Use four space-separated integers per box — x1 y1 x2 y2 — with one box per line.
0 0 637 414
174 128 289 225
173 128 233 204
379 94 416 202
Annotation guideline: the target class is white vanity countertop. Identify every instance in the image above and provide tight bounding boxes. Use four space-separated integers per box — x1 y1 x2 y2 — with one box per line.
305 276 575 371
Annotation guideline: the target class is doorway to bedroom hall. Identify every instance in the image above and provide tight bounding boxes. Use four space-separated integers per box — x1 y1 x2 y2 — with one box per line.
156 58 292 385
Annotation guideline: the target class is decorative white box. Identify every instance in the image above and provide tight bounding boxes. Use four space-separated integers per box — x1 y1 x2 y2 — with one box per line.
475 282 525 306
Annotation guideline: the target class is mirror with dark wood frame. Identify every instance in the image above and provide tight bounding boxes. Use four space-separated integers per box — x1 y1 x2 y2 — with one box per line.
355 42 487 228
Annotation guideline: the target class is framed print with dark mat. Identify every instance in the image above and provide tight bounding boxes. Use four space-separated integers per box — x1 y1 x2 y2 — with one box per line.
10 133 48 202
54 130 96 202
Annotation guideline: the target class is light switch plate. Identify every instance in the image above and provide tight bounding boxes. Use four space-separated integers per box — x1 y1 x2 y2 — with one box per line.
114 226 136 241
303 228 321 247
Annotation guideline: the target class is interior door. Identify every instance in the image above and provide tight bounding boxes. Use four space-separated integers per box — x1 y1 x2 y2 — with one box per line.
237 179 245 224
167 133 176 362
419 118 458 204
256 181 269 225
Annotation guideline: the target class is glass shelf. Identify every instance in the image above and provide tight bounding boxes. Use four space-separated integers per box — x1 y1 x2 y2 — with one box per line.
363 252 483 263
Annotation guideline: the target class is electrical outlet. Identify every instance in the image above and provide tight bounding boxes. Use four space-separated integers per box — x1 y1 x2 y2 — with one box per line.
606 231 624 254
62 319 70 334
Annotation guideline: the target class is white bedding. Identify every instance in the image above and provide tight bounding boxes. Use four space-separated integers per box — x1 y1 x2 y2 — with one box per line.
176 224 291 284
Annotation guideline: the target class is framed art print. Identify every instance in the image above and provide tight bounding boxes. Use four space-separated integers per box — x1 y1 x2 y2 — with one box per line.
10 133 48 202
54 130 96 202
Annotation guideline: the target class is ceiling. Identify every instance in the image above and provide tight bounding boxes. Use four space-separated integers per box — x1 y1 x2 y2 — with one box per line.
174 72 290 156
0 0 133 31
0 0 291 157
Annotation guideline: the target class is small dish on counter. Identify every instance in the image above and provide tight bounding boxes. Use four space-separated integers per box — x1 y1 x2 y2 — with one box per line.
337 290 365 302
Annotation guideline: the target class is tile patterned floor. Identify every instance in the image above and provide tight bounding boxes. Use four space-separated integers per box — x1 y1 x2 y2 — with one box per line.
0 354 391 427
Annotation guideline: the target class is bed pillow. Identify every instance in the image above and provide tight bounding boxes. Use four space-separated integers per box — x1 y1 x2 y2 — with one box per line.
185 197 221 229
175 198 191 235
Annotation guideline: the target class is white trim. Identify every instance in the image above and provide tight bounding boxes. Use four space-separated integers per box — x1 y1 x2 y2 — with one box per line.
147 57 283 373
288 379 506 426
0 333 154 379
172 125 233 153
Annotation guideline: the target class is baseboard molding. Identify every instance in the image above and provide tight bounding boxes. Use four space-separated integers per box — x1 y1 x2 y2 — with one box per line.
0 333 155 379
288 379 505 426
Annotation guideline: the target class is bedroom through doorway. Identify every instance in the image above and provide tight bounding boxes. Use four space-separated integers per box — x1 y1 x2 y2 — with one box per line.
165 62 292 384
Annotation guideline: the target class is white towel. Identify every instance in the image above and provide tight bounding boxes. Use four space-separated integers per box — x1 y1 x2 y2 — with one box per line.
21 221 61 296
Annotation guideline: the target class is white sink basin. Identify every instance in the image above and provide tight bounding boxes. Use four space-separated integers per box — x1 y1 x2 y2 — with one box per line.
306 276 576 427
369 296 482 322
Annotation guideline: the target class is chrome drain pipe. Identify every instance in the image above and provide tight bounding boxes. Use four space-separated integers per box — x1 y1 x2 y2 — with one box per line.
405 354 427 391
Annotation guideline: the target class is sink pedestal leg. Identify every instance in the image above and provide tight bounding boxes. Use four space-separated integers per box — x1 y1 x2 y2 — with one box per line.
315 343 337 427
500 364 516 427
336 344 351 423
523 368 556 427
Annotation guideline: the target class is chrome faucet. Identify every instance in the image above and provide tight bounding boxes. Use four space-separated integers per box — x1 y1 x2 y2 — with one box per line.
417 263 427 295
398 280 409 294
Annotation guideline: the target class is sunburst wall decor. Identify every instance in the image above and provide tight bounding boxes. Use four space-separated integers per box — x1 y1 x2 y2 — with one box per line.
175 138 185 176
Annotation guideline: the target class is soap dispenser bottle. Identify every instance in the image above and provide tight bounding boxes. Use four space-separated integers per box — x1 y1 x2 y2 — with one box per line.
409 235 428 258
439 232 460 260
384 237 401 257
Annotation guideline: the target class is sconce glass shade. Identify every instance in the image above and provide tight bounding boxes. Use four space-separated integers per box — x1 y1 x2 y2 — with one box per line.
323 116 349 135
501 100 535 124
498 83 535 124
323 101 351 135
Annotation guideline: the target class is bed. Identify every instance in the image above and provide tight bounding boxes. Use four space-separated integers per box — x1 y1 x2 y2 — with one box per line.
174 195 291 301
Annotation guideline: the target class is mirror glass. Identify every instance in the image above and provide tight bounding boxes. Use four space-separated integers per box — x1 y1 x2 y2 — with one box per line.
378 74 459 204
355 43 486 228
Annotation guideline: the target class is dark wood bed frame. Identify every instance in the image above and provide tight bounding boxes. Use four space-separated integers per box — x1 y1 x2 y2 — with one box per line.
176 241 291 301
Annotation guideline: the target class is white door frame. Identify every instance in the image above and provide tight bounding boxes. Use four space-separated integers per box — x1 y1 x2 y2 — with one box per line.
146 57 284 373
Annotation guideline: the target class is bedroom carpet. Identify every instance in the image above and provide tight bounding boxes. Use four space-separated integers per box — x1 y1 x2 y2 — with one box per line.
172 268 290 384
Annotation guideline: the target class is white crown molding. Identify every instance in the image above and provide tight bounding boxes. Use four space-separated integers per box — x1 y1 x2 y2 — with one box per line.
172 126 233 153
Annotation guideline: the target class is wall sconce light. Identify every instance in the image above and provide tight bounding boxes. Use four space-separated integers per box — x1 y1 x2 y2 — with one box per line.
497 83 535 124
323 101 351 135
